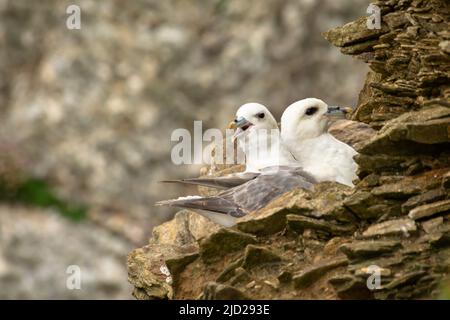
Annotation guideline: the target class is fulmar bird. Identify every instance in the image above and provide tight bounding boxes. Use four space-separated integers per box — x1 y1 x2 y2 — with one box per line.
163 102 296 190
231 102 297 172
156 166 316 227
281 98 358 187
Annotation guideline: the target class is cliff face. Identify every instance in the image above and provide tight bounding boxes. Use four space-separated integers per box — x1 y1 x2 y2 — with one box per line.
127 0 450 300
0 0 368 242
0 0 369 299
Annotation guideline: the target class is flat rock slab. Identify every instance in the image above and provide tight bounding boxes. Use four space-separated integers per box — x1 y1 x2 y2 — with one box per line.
340 240 402 260
127 243 198 299
422 217 444 234
241 245 282 270
383 271 427 290
203 282 249 300
322 16 388 48
362 218 417 238
199 228 257 263
152 210 220 246
328 274 372 299
402 188 447 213
408 199 450 220
371 170 445 199
357 107 450 156
236 189 313 235
293 257 348 289
287 214 355 236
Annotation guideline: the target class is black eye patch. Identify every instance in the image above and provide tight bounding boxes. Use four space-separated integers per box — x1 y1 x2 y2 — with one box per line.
305 107 318 116
257 112 265 119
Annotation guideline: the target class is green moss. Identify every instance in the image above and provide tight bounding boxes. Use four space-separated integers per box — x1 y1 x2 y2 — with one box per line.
214 0 229 13
0 178 87 221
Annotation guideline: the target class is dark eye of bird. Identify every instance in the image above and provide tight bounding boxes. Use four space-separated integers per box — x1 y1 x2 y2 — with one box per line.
305 107 318 116
257 112 265 119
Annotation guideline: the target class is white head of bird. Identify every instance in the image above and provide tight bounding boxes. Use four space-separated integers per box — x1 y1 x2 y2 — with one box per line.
280 98 331 142
232 103 278 141
280 98 357 187
231 103 288 172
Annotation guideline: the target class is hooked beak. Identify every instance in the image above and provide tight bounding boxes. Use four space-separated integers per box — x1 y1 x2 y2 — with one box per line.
326 106 352 119
231 116 253 142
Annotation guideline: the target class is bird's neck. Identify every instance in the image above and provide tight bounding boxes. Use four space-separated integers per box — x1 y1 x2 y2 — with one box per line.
240 129 291 171
239 129 280 151
283 129 329 146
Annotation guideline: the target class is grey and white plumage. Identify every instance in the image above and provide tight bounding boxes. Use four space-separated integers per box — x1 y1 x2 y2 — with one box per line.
232 103 297 173
281 98 359 187
162 103 297 190
156 166 316 227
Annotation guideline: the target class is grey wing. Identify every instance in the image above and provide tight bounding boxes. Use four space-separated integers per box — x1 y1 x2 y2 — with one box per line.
218 167 315 212
156 167 315 218
259 166 317 184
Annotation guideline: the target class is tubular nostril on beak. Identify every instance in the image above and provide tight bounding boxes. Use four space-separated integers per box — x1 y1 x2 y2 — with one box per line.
327 106 340 113
326 106 350 119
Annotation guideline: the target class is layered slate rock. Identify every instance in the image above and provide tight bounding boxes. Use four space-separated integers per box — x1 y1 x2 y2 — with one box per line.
128 0 450 300
324 0 450 129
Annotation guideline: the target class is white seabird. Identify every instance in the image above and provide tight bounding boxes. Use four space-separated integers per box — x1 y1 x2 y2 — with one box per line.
163 103 297 190
281 98 359 187
232 102 297 173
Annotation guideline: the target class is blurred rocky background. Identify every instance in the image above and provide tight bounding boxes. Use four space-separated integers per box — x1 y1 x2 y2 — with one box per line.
0 0 369 298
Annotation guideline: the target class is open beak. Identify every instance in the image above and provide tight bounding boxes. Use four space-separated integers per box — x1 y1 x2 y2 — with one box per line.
326 106 352 120
231 116 253 142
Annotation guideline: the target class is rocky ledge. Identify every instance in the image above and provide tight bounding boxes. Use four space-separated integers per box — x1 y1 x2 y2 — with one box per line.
127 0 450 299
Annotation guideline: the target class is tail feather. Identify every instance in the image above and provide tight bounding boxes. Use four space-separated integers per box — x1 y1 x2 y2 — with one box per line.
155 195 202 207
155 195 246 217
159 178 233 189
159 173 259 189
